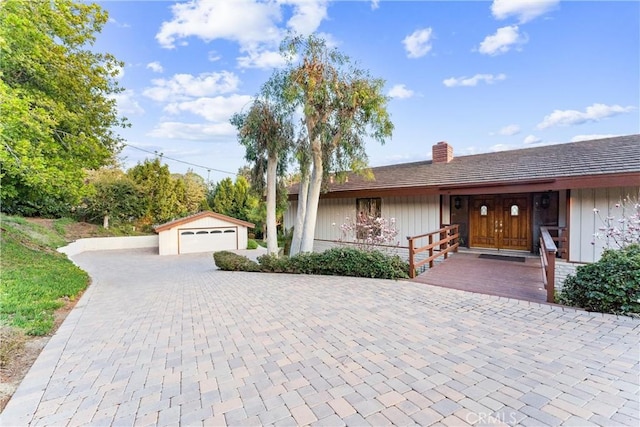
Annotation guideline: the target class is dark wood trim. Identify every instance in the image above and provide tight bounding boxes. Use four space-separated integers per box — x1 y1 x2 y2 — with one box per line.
287 172 640 201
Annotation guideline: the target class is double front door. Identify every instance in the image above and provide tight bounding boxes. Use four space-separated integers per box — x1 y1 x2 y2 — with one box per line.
469 194 531 251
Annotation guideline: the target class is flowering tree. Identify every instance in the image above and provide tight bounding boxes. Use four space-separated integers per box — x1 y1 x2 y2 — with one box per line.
592 195 640 249
339 215 399 252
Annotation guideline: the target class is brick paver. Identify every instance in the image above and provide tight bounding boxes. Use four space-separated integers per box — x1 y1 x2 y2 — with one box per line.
1 248 638 426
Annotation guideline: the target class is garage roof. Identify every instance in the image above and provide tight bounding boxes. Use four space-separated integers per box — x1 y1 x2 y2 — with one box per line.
154 211 255 233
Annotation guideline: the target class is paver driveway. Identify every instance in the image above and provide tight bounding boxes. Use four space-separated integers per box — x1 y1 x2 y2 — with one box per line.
2 248 639 426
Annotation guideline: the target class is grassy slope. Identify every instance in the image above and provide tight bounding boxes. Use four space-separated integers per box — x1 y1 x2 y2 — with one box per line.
0 215 89 335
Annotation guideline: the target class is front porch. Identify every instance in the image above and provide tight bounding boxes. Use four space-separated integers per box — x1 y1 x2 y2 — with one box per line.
412 250 548 303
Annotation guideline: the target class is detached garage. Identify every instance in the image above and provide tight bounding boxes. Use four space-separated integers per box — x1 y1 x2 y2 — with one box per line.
154 211 255 255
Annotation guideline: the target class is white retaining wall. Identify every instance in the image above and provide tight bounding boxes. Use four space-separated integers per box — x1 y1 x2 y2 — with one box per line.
58 235 159 257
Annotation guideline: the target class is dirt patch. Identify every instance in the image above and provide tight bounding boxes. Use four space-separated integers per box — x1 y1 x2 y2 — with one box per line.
26 218 112 242
0 219 97 413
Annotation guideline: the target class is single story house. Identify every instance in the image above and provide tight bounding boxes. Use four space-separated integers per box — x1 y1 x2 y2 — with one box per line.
284 134 640 269
155 211 254 255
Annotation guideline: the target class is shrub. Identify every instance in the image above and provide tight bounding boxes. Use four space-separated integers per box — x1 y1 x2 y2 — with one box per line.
213 251 260 272
257 253 292 273
256 247 410 280
315 247 410 279
247 239 258 250
559 244 640 316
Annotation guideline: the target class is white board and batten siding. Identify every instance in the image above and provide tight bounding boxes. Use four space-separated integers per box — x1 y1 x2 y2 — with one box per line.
157 214 250 255
569 186 639 263
284 195 441 257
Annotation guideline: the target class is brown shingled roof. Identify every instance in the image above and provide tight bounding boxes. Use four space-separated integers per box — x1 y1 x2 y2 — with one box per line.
288 134 640 197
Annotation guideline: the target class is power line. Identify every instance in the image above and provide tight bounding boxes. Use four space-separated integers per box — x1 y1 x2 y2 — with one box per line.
122 143 238 177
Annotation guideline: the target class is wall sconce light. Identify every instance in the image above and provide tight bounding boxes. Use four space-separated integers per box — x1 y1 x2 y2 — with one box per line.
541 194 550 209
454 197 462 210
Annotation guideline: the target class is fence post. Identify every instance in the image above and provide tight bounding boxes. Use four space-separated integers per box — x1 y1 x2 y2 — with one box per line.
442 228 449 260
428 235 434 268
546 250 555 303
407 236 415 278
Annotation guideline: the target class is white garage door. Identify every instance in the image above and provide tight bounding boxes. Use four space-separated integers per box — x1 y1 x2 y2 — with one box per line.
179 227 237 254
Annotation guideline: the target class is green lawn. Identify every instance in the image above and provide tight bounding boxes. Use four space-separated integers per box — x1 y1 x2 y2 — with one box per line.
0 216 89 336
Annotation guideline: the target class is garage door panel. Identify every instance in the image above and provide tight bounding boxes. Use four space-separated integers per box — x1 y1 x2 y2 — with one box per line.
179 227 237 254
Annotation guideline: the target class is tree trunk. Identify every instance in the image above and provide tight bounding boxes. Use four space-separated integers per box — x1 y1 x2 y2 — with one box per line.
103 214 109 229
300 141 323 253
289 169 309 256
266 154 278 256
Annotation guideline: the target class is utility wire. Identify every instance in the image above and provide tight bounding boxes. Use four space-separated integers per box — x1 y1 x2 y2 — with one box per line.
122 143 238 177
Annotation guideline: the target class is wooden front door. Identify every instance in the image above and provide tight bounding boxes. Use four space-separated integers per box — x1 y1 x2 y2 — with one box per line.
469 194 531 251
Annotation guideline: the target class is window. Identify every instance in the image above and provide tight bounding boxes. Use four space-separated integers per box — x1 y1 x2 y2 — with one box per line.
224 229 236 233
511 204 519 216
480 205 488 216
181 231 195 235
356 198 381 239
196 231 209 235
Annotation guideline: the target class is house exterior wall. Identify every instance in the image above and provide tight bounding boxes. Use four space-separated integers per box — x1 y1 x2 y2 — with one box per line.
569 186 639 263
284 195 441 257
158 216 249 255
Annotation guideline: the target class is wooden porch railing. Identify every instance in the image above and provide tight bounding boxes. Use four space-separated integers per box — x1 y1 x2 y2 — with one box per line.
407 224 459 278
539 226 567 303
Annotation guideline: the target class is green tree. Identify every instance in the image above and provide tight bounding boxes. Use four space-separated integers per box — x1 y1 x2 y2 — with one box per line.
173 170 207 216
231 100 293 255
278 34 394 255
231 175 258 222
128 158 179 224
211 177 235 217
0 0 127 216
82 168 144 229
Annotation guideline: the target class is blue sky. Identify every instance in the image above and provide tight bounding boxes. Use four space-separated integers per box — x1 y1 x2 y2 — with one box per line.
98 0 639 183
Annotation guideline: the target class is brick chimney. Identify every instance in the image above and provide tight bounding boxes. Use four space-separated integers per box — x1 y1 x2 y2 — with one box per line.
432 141 453 163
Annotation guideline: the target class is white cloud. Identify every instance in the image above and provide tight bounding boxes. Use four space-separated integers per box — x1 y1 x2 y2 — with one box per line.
143 71 240 102
237 49 287 69
371 0 380 10
110 90 144 115
388 84 414 99
146 61 164 73
523 134 542 145
491 0 559 23
478 25 527 56
164 94 253 122
490 144 513 152
498 124 521 136
403 28 433 59
571 134 619 142
208 51 221 62
285 0 328 35
537 103 635 129
155 0 327 68
108 17 131 28
156 0 280 49
443 73 506 87
147 122 236 140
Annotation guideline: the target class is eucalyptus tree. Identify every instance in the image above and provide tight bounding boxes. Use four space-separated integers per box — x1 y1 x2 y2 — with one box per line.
0 0 127 216
279 34 394 255
231 100 294 255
